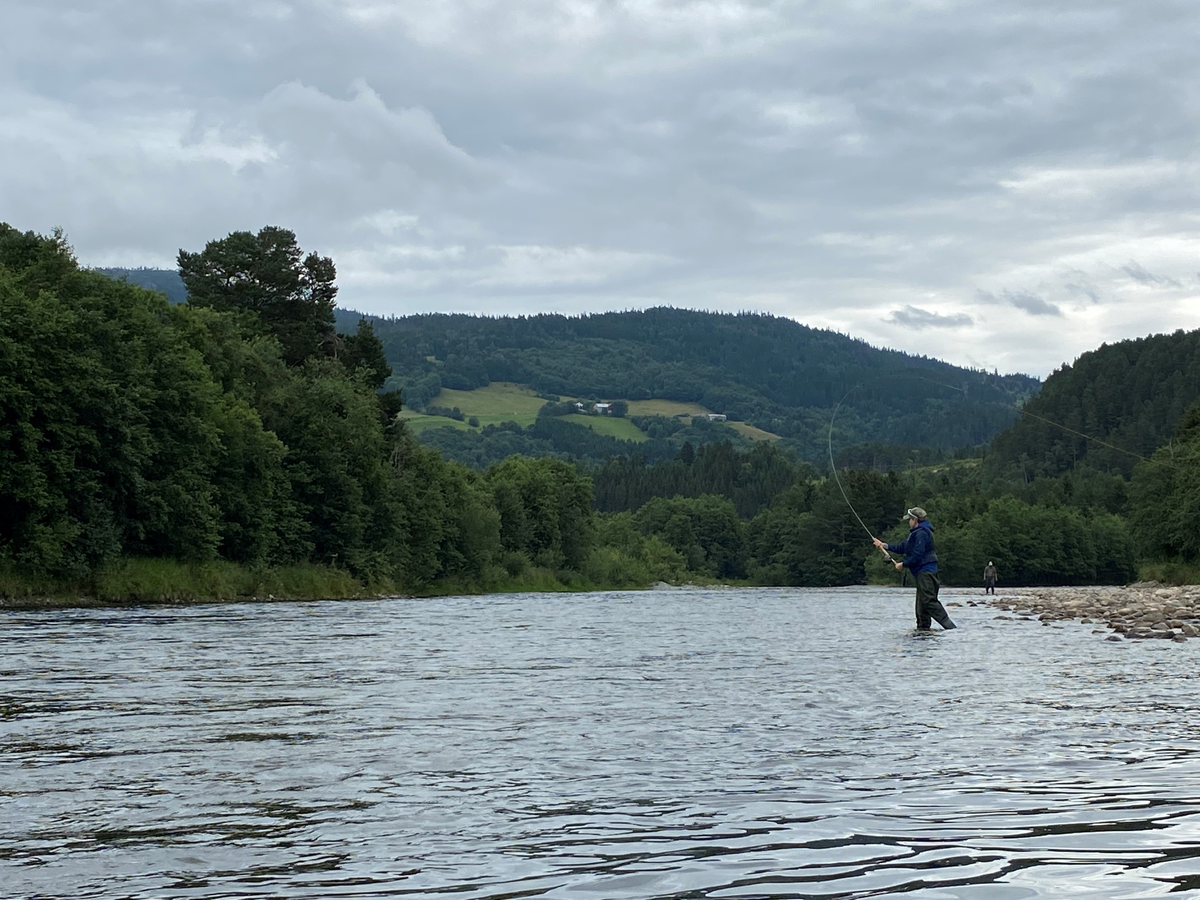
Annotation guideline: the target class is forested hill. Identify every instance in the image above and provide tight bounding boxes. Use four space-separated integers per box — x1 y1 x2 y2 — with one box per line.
986 328 1200 480
96 268 1038 458
97 267 187 304
341 308 1039 458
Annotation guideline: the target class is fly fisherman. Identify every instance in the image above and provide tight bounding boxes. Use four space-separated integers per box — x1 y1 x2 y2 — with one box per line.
873 507 956 631
983 561 998 595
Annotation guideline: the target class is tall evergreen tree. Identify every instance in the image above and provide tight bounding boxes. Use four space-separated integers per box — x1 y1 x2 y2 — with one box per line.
178 226 337 367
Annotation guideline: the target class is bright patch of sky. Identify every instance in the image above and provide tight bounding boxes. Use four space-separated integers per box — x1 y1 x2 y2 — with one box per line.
3 0 1198 376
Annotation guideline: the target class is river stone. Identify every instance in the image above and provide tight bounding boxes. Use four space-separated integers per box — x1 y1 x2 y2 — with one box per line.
985 586 1198 645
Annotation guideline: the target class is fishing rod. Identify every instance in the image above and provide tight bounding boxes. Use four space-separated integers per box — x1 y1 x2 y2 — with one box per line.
827 386 894 563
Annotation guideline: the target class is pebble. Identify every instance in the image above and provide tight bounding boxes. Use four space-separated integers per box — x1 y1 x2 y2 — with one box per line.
985 583 1200 643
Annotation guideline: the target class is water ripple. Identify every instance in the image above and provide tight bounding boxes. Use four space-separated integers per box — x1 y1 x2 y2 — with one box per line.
2 587 1200 898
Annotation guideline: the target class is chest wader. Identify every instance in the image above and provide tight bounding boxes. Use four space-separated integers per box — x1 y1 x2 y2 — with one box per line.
915 570 955 630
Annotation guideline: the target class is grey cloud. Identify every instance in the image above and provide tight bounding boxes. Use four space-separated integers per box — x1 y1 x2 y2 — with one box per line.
1063 274 1102 304
257 81 485 184
1121 260 1181 288
2 0 1199 377
978 289 1063 317
1007 291 1062 317
889 306 973 330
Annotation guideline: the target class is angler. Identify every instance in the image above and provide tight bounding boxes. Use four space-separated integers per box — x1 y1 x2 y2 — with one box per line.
873 507 956 632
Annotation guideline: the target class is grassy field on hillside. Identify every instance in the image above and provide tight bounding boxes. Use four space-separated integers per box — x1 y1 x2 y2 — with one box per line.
624 399 782 442
397 412 473 434
399 383 782 442
399 382 547 433
726 421 781 442
560 414 648 442
625 399 712 417
429 382 547 426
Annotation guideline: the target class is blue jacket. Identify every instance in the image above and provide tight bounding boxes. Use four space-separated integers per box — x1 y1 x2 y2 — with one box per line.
886 520 938 574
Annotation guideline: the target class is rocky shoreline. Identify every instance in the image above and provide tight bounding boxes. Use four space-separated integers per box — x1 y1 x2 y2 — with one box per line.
981 582 1200 642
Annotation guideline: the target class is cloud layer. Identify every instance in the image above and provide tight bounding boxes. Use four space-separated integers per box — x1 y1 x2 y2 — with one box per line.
3 0 1198 376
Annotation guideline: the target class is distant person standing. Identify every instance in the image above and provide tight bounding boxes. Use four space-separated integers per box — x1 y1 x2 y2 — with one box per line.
983 561 998 595
873 507 956 631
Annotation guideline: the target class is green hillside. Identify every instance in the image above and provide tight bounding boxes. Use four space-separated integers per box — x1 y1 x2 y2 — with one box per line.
409 391 766 468
343 308 1039 462
91 273 1039 463
558 414 647 442
986 329 1200 480
397 382 546 434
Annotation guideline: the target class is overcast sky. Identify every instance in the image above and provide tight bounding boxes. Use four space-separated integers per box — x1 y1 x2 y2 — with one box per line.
3 1 1198 377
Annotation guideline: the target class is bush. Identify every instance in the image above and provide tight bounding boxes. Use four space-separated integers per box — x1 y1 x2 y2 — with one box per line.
584 512 687 587
932 495 1136 586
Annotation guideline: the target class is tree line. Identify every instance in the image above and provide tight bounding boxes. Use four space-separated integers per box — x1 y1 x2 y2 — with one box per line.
0 226 596 589
3 224 1196 596
576 326 1200 588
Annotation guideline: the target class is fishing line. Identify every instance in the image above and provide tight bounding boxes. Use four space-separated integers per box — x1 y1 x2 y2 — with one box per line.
911 373 1158 465
825 369 1167 566
1011 408 1155 464
827 386 893 561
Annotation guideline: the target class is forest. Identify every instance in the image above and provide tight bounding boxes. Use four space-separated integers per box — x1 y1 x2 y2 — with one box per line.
358 308 1041 462
2 224 1198 601
102 268 1043 468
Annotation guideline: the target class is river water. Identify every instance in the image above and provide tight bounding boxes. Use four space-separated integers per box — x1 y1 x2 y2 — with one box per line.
3 587 1200 899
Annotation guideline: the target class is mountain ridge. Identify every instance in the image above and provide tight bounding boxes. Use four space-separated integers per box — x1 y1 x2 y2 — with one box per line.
98 267 1038 460
347 307 1039 461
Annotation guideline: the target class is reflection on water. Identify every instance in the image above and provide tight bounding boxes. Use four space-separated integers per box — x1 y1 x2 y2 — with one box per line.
3 587 1200 898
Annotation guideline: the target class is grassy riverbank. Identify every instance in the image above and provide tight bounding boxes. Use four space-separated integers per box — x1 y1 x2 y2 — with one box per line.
1139 560 1200 586
0 559 377 608
5 555 1193 611
0 556 687 609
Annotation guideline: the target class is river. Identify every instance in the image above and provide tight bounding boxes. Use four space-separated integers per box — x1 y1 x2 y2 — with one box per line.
3 587 1200 898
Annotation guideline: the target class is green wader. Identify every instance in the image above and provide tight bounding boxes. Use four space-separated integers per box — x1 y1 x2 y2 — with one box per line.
914 570 955 630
